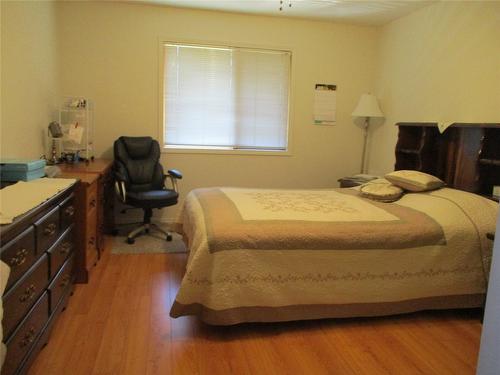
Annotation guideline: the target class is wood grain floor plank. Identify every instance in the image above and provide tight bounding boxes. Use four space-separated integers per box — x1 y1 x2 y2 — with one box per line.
92 253 152 375
26 237 483 375
146 312 172 375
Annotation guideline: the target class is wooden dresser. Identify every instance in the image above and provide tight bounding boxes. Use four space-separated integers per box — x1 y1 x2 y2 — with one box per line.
1 183 76 375
395 123 500 197
58 159 114 283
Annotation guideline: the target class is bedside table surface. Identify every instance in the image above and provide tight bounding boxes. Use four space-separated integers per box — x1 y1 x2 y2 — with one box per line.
338 175 379 188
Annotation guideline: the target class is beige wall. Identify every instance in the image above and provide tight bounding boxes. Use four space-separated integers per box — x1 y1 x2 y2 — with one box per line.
56 1 378 221
1 1 60 159
369 1 500 175
2 1 499 222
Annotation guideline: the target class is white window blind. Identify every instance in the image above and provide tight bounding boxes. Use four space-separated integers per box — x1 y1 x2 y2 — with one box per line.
163 43 290 151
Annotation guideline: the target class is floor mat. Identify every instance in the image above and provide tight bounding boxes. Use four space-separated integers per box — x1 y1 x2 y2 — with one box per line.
111 224 187 254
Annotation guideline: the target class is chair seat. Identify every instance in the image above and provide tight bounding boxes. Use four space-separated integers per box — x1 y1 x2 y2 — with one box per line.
127 189 178 209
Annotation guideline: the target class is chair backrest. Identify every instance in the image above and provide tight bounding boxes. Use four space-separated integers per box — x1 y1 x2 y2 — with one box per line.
113 136 164 192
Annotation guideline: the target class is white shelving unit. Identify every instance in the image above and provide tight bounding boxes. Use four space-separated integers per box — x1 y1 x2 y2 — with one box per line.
59 97 94 160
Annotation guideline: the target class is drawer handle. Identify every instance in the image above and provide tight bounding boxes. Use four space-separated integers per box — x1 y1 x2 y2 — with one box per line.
8 248 28 267
64 205 75 217
19 284 36 303
89 199 97 208
19 326 36 348
89 236 95 246
60 274 71 288
43 223 57 236
60 242 73 255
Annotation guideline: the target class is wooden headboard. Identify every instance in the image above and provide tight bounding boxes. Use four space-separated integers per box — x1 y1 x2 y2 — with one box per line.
394 122 500 199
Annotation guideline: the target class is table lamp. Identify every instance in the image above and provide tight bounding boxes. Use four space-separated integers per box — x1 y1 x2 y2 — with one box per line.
352 93 384 174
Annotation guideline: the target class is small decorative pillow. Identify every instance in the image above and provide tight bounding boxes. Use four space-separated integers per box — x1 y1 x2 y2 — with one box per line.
385 170 444 192
359 181 404 202
366 177 392 185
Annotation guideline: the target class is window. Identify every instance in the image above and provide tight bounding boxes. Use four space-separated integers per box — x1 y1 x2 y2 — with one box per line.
162 43 291 152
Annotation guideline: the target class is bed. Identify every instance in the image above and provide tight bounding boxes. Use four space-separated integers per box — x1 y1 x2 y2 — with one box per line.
170 123 499 325
170 186 497 325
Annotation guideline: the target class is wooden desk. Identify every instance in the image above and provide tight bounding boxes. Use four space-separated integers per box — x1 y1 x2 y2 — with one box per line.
58 159 113 283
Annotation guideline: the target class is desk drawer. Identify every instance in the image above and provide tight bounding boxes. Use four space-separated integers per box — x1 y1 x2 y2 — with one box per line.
47 226 74 279
1 226 36 291
86 210 97 257
34 207 60 253
86 181 98 215
48 255 74 314
85 212 99 268
2 254 49 340
60 194 76 231
2 292 49 375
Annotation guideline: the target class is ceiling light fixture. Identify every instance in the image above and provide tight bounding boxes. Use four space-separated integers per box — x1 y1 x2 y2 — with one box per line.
279 0 292 11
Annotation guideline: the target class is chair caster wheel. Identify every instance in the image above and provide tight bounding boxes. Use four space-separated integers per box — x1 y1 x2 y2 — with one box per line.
166 234 173 241
111 229 119 236
127 238 135 245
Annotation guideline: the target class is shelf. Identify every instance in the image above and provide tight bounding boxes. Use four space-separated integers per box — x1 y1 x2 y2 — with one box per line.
395 123 500 194
479 159 500 167
396 149 421 155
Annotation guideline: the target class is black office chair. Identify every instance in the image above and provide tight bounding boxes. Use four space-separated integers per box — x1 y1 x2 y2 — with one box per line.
113 136 182 244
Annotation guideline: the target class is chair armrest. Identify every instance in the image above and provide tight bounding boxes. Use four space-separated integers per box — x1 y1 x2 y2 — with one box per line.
115 180 127 203
164 169 182 193
167 169 183 180
114 165 129 203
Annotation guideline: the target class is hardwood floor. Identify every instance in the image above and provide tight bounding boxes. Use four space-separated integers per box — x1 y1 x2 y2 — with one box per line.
28 237 483 375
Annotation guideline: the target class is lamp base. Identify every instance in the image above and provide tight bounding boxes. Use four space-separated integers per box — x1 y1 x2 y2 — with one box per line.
360 117 370 174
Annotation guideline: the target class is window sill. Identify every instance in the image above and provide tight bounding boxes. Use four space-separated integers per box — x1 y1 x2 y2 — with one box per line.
162 146 292 157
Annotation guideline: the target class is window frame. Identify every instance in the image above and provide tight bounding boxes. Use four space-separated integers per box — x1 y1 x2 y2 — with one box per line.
158 38 294 156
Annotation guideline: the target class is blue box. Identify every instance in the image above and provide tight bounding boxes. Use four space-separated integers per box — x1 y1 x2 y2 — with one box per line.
0 159 46 172
1 167 45 182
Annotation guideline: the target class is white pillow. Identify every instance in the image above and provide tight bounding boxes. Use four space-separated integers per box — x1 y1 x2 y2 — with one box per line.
385 170 444 192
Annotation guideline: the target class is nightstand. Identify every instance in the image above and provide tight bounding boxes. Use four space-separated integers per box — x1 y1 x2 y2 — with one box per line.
338 177 364 188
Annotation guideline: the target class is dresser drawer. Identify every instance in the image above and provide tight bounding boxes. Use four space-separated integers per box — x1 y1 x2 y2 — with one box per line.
48 255 74 314
34 206 60 253
60 194 76 231
1 292 49 375
2 254 49 340
1 226 36 291
47 225 75 279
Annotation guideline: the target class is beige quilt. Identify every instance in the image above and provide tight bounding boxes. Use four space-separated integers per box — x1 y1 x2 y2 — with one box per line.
170 187 498 325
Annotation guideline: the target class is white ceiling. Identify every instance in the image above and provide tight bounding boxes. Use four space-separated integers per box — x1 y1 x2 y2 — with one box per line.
135 0 436 26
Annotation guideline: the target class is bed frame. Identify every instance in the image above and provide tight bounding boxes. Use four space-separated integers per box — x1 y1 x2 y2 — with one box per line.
395 122 500 200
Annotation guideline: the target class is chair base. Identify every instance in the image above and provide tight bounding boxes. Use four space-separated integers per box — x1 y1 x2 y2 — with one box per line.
126 223 173 244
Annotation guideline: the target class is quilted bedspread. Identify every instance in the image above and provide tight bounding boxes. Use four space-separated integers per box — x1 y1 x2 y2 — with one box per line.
170 187 497 325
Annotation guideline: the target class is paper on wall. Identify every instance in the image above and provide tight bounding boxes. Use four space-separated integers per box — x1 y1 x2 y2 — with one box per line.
67 124 84 144
313 84 336 125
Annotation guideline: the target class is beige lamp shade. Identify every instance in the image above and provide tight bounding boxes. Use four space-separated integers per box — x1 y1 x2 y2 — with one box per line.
352 94 384 118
